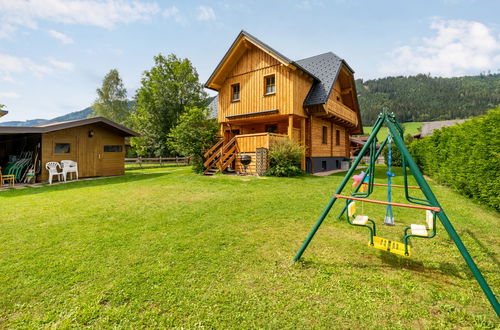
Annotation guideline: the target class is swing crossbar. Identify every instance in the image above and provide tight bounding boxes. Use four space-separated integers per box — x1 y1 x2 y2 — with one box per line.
335 195 440 212
372 183 421 189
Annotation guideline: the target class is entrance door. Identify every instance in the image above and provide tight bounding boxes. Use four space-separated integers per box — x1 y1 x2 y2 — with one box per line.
84 135 99 177
224 129 240 142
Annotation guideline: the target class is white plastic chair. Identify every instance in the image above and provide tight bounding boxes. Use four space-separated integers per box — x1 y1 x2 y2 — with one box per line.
61 160 79 181
45 162 64 184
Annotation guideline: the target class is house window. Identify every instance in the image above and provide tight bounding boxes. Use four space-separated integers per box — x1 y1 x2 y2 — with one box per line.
54 143 71 154
104 145 123 152
231 83 240 102
336 130 341 146
322 126 328 144
265 75 276 95
321 161 327 171
266 124 278 133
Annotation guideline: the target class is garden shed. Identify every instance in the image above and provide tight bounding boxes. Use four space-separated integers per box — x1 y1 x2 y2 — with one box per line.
0 117 139 182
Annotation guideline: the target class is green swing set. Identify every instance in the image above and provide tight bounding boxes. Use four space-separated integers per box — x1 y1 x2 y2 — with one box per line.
293 111 500 316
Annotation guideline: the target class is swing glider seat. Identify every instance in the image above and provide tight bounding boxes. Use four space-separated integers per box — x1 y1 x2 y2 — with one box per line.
407 210 435 237
348 203 369 226
352 215 369 226
347 201 377 245
410 224 429 237
403 210 437 256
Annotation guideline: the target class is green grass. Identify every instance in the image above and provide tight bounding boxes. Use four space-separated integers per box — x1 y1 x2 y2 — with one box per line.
0 167 498 327
363 122 422 140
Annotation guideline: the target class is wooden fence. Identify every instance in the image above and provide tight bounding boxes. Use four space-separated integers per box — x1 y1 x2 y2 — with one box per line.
125 157 191 169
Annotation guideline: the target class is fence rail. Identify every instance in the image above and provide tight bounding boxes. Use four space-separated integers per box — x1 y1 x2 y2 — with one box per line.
125 157 191 169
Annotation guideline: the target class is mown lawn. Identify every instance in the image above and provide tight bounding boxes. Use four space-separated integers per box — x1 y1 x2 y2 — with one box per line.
363 122 422 140
0 167 498 328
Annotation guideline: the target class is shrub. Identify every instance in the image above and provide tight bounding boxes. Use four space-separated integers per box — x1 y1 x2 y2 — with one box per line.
266 138 304 177
168 107 219 173
409 108 500 211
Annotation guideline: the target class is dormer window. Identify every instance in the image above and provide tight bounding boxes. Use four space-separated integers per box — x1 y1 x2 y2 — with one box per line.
265 75 276 95
231 83 240 102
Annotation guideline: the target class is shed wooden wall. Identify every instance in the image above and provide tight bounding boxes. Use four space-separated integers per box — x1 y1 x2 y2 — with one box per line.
218 44 313 122
39 124 125 182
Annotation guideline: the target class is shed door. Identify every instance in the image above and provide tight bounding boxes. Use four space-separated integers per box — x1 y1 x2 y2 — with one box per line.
99 138 125 177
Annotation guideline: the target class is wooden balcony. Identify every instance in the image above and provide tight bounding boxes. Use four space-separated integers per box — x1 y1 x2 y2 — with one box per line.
235 133 288 153
310 100 358 128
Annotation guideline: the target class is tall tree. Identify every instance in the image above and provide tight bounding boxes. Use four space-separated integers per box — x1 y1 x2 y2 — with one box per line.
91 69 129 124
130 54 208 156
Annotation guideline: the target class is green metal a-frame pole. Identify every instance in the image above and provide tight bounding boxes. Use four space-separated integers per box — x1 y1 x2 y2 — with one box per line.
293 114 385 262
386 117 500 317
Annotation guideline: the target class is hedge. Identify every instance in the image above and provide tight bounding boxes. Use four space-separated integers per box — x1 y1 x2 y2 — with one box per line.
409 108 500 211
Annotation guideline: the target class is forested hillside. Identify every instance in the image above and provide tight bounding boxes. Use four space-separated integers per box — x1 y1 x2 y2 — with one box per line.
356 73 500 124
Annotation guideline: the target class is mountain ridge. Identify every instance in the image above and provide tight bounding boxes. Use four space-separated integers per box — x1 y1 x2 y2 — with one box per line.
0 107 93 127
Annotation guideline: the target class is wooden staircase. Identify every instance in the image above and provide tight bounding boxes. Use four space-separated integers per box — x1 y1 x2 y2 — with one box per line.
203 137 238 176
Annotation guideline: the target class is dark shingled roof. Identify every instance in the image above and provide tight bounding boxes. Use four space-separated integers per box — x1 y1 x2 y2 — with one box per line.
295 52 348 107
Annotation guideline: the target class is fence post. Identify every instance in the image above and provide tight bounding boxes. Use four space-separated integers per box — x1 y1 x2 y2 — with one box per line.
139 157 142 169
176 156 179 166
159 156 162 167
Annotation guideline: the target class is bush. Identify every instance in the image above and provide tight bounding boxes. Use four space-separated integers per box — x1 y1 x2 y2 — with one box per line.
409 108 500 211
168 107 219 173
265 139 304 177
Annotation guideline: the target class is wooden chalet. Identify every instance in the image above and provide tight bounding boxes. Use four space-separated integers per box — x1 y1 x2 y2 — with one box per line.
204 30 363 175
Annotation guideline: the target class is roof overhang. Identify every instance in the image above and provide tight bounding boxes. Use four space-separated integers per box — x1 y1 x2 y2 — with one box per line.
205 30 318 91
0 117 139 137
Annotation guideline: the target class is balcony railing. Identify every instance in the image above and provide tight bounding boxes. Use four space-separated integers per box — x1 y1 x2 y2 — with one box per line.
235 133 288 153
324 100 358 126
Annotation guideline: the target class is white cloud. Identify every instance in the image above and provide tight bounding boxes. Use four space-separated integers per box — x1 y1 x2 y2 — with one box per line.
0 53 75 81
0 53 52 79
196 5 216 21
0 0 160 31
380 19 500 77
48 29 74 44
163 5 186 25
0 91 20 98
0 23 16 39
46 57 74 71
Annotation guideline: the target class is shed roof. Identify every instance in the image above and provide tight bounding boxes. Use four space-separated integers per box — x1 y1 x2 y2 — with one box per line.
0 110 7 118
0 117 139 136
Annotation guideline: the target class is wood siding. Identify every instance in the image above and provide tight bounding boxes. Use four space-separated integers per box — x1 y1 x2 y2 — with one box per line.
39 124 125 181
309 117 349 157
218 44 312 122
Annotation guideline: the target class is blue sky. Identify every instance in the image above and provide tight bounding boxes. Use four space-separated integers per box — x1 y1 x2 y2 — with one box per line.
1 0 499 122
